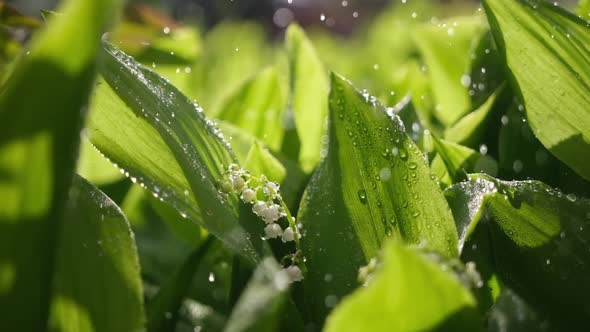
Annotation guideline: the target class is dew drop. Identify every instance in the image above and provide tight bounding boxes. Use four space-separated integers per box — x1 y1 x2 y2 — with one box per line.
358 190 368 204
399 149 408 160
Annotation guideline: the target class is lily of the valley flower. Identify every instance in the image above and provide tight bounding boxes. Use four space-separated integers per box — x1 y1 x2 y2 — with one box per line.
222 163 305 282
285 265 304 283
264 223 283 239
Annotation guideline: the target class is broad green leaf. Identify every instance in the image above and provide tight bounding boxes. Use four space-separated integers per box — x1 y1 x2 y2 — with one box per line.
48 175 144 332
224 258 290 332
217 67 286 151
412 16 487 125
433 137 498 183
298 74 458 324
0 0 121 329
244 142 286 184
147 236 214 332
483 0 590 180
324 241 479 332
455 174 590 327
286 24 330 173
89 41 265 264
77 139 124 185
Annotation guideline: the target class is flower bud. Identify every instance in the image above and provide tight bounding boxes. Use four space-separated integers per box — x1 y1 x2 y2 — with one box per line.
221 181 233 193
241 189 256 203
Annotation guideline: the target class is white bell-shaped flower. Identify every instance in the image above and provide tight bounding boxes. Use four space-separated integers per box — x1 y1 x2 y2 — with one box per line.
264 223 283 239
241 189 256 203
285 265 304 283
261 203 281 223
230 175 245 191
252 201 267 216
282 227 295 242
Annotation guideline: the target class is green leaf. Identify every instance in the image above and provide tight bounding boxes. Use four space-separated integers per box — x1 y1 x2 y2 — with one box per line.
223 258 290 332
48 175 144 332
286 24 330 173
146 236 214 332
0 0 121 329
324 241 479 332
217 67 286 151
89 41 265 264
483 0 590 180
244 142 286 184
412 16 487 125
455 174 590 327
433 137 498 183
298 73 458 324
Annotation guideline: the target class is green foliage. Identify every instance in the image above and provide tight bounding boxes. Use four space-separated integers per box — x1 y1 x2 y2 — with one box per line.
298 74 458 324
324 241 479 332
49 176 144 332
484 0 590 181
0 0 121 329
1 0 590 331
285 24 330 173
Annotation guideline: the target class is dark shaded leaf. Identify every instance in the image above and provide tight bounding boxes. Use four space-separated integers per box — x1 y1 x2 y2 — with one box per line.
224 258 290 332
147 236 214 332
0 0 121 329
48 175 144 332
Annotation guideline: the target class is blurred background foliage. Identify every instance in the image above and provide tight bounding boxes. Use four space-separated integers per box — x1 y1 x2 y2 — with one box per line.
0 0 587 330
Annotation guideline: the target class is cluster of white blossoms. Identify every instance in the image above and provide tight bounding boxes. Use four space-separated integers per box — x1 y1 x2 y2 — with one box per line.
222 164 304 283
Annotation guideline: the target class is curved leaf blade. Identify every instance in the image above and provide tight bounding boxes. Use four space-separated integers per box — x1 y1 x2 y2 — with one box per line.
285 24 329 173
0 0 121 329
89 41 264 264
484 0 590 180
451 174 590 328
298 73 458 324
49 175 144 332
324 242 479 332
